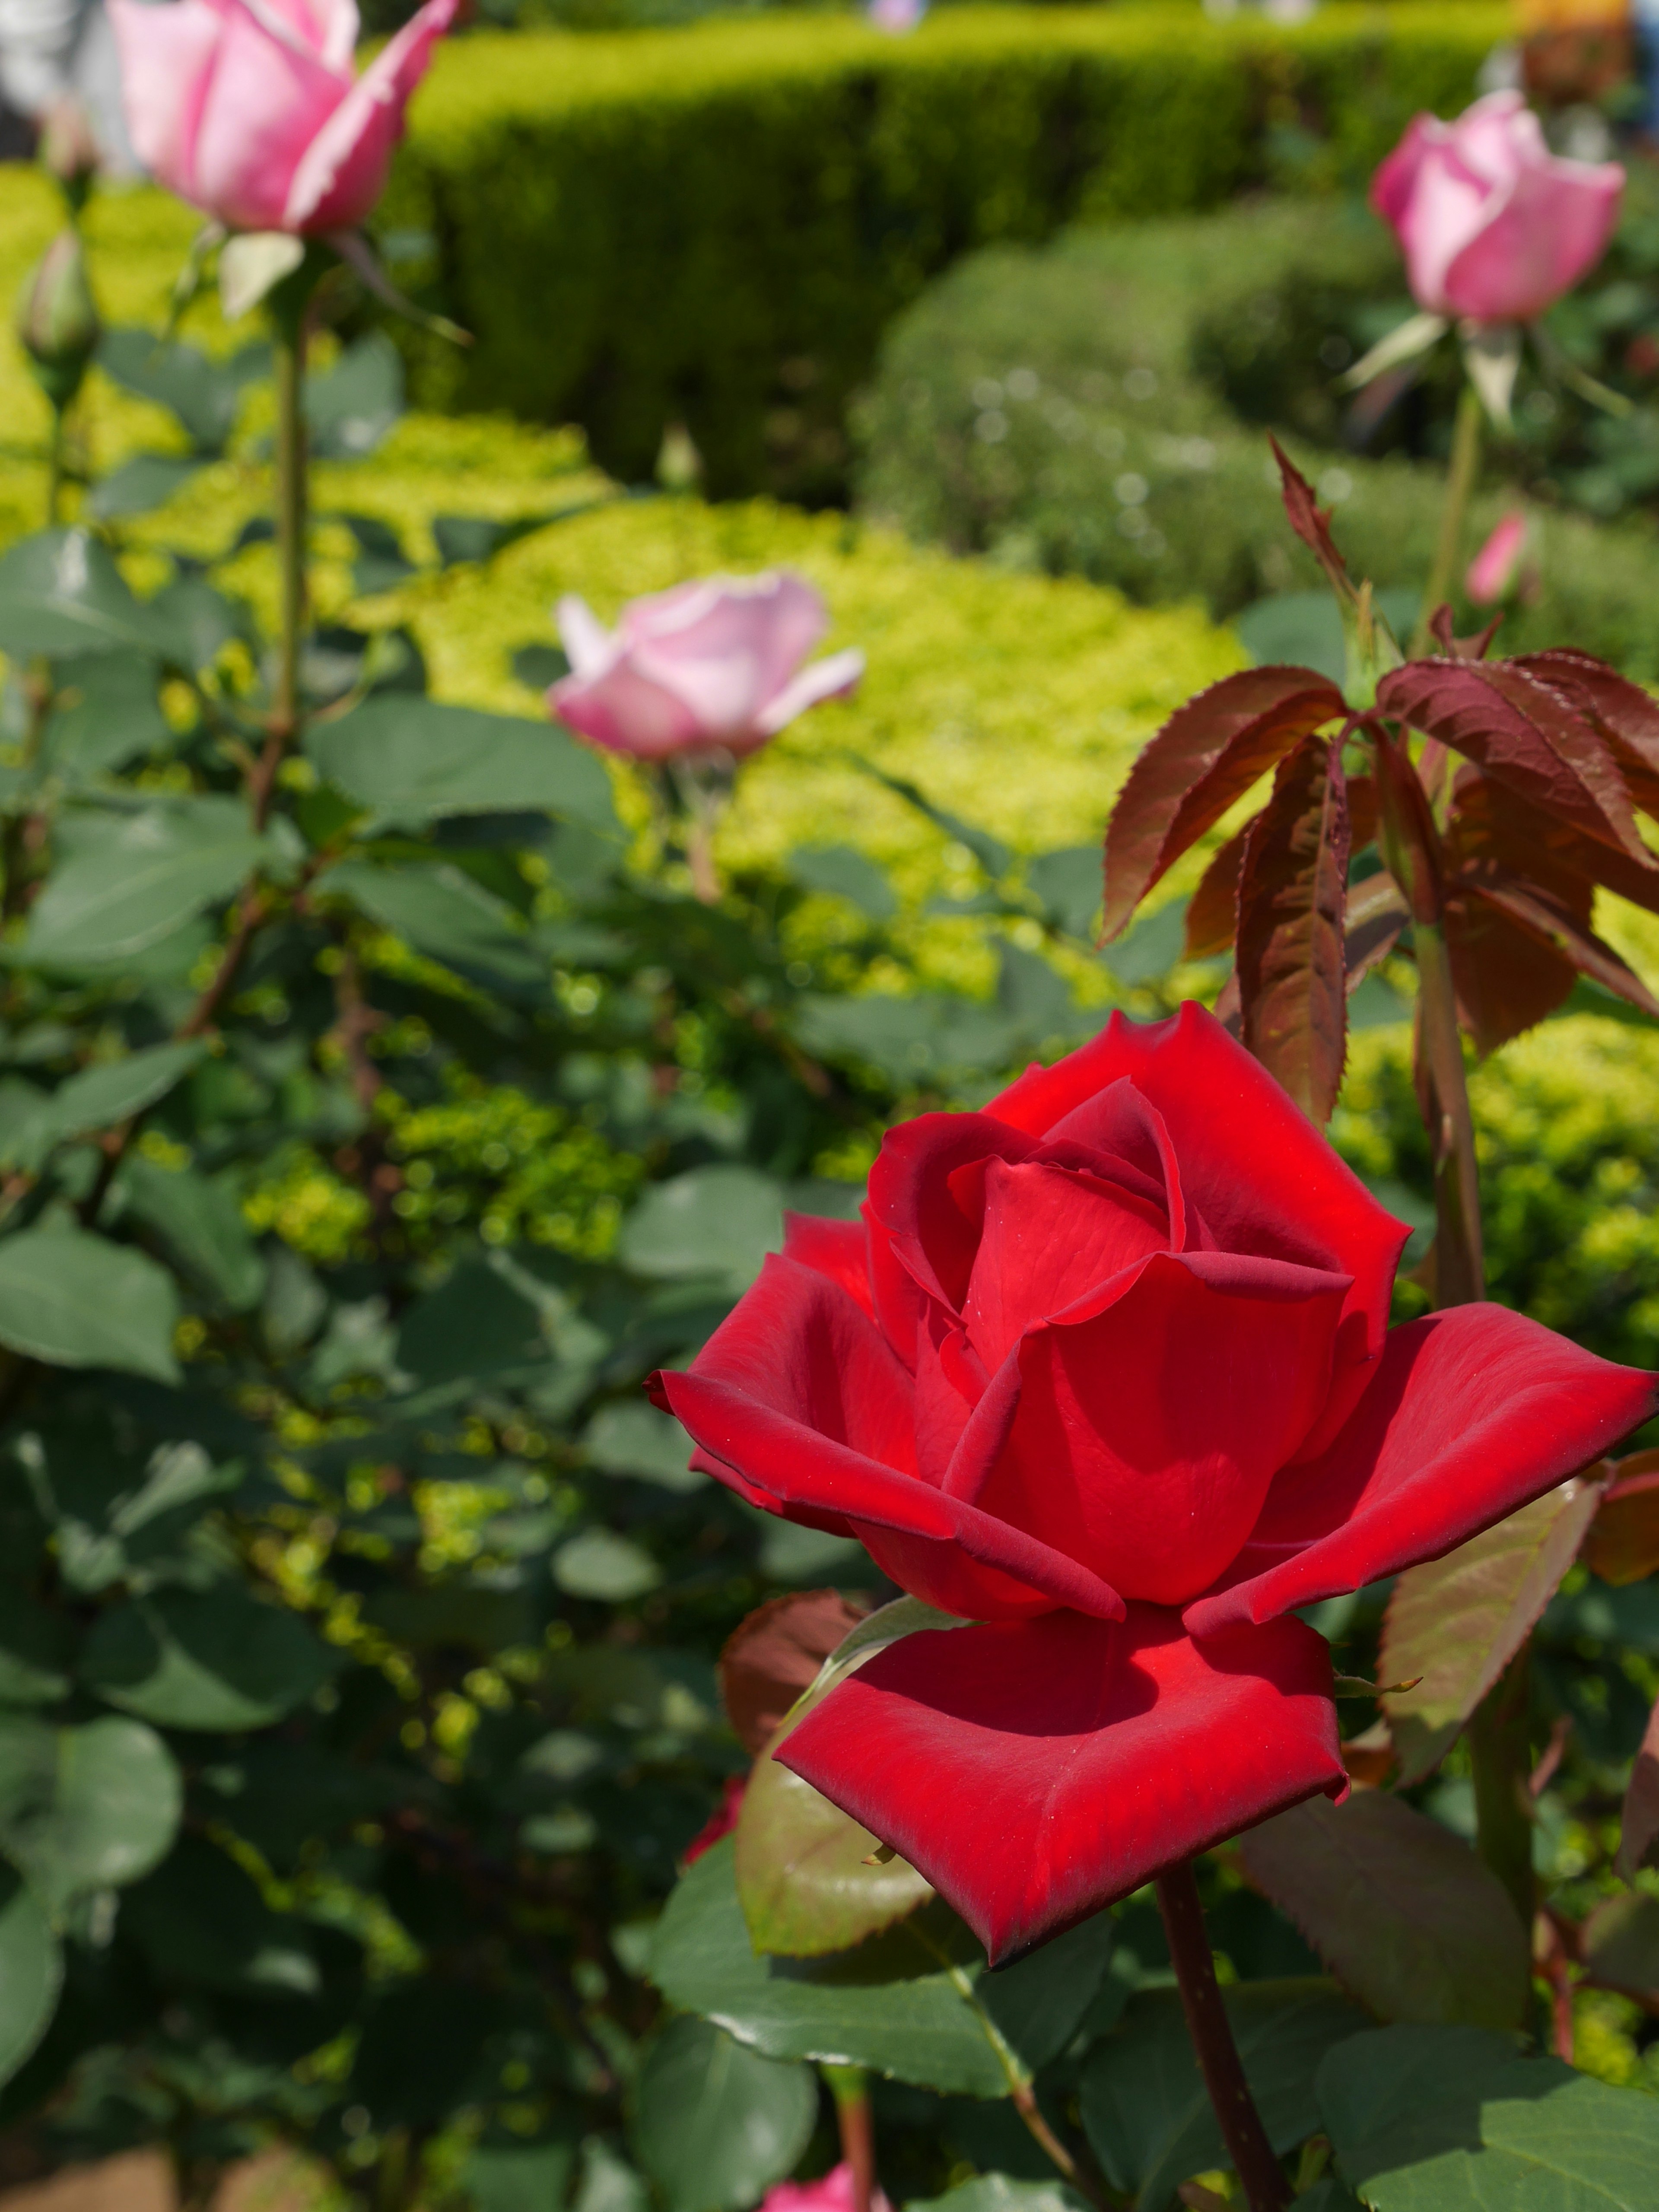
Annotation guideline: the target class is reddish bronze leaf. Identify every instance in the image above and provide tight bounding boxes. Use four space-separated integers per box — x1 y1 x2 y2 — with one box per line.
1184 821 1252 959
1443 887 1580 1058
1581 1890 1659 2000
1236 735 1350 1123
1428 606 1503 661
1236 1790 1530 2030
1446 763 1659 923
1270 436 1356 605
1348 772 1378 854
1516 648 1659 823
1102 666 1344 942
720 1589 873 1755
1377 659 1647 863
1457 874 1659 1026
1344 871 1408 991
1583 1449 1659 1586
1379 1476 1607 1784
1619 1694 1659 1883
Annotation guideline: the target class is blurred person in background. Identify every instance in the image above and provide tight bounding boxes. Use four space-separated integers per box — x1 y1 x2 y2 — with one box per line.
0 0 134 169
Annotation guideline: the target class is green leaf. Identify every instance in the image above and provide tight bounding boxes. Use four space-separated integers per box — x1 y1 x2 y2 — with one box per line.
304 334 403 460
322 859 549 999
41 1042 204 1148
337 512 418 596
907 2180 1089 2212
1316 2023 1659 2210
121 1832 327 1996
0 531 174 661
0 1714 181 1916
583 1401 704 1493
787 845 898 920
0 1866 61 2088
979 1910 1117 2073
553 1529 661 1602
632 2015 817 2212
1025 845 1103 939
1236 1791 1530 2031
308 693 616 834
1081 1980 1371 2212
1580 1891 1659 2002
617 1165 785 1295
0 1228 180 1382
395 1257 547 1388
97 327 262 454
466 2139 581 2212
41 652 170 781
81 1585 334 1730
86 454 204 522
648 1837 1009 2096
432 512 563 568
856 760 1012 879
733 1740 934 1959
1380 1480 1604 1784
119 1156 267 1312
0 1602 72 1706
24 799 265 967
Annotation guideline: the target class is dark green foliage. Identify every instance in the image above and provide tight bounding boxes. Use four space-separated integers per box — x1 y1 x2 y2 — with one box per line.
854 200 1659 676
379 4 1503 499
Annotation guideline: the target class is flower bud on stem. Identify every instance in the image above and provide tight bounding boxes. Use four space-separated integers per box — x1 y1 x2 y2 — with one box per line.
1155 1862 1290 2212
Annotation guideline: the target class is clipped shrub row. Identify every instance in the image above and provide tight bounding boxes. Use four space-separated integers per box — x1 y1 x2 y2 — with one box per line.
382 2 1506 499
854 198 1659 677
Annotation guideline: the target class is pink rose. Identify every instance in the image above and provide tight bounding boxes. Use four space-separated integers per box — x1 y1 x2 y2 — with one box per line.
760 2169 891 2212
868 0 926 32
1371 91 1621 324
108 0 455 235
1465 510 1533 606
549 573 864 764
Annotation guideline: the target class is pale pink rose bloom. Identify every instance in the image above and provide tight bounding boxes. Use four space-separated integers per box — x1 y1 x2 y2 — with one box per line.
868 0 926 32
1465 510 1532 605
107 0 456 235
760 2166 893 2212
549 573 864 764
1371 91 1622 324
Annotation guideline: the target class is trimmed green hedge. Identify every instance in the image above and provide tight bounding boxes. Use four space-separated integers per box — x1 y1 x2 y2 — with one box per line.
385 2 1507 499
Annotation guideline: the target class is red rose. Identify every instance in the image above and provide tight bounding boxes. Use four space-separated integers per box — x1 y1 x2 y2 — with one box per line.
652 1006 1653 1961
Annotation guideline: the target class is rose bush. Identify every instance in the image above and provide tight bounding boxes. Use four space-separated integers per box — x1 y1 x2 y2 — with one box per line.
550 571 864 763
654 1004 1654 1961
108 0 456 236
1371 89 1622 326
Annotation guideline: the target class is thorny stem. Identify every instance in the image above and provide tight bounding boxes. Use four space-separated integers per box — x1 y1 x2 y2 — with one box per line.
823 2067 876 2212
1411 381 1483 657
1372 727 1484 1306
1156 1862 1291 2212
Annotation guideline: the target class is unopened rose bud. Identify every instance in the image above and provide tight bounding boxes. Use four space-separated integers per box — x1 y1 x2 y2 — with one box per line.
16 229 100 411
38 97 100 213
655 421 703 494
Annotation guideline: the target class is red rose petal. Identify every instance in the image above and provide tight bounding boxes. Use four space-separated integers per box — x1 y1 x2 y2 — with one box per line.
1184 1302 1657 1636
961 1157 1170 1372
973 1249 1348 1605
988 1003 1408 1459
782 1211 875 1319
778 1604 1344 1964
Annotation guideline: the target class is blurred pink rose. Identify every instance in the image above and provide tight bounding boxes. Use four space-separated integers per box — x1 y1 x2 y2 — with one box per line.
760 2167 891 2212
1371 91 1621 324
1465 510 1534 605
549 573 864 764
868 0 926 32
108 0 455 235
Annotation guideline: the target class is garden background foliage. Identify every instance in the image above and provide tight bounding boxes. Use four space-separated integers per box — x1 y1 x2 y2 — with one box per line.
2 6 1659 2207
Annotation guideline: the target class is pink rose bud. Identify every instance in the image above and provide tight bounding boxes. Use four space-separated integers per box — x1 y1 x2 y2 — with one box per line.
549 572 864 764
108 0 457 235
1465 510 1532 605
1370 90 1622 324
760 2168 893 2212
16 229 100 410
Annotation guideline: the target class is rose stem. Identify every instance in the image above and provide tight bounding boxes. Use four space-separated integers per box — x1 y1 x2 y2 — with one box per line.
1410 380 1484 657
257 301 310 830
46 405 66 528
1374 731 1535 1926
823 2066 875 2212
1155 1862 1291 2212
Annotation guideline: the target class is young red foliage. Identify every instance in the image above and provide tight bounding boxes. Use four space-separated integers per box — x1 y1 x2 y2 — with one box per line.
1583 1449 1659 1586
1236 736 1351 1125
